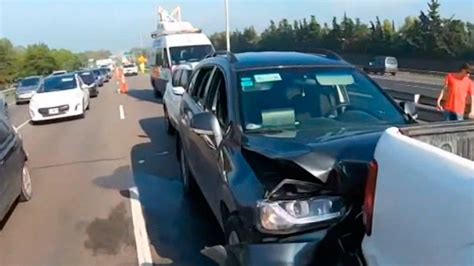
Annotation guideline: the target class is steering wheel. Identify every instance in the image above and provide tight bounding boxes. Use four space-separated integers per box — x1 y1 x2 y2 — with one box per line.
323 103 350 117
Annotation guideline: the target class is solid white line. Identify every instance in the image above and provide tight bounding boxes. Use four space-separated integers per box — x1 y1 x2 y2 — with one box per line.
119 105 125 120
15 119 31 130
129 186 153 266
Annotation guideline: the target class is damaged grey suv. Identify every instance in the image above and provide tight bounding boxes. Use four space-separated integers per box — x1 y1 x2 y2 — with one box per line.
176 51 415 265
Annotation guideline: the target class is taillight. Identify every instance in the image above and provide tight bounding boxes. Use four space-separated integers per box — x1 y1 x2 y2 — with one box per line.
363 160 378 236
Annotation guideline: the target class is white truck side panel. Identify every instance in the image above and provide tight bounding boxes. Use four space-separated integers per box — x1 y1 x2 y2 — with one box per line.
363 127 474 266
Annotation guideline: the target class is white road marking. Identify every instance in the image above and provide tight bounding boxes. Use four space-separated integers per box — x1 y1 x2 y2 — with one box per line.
119 105 125 120
129 186 153 266
15 119 31 130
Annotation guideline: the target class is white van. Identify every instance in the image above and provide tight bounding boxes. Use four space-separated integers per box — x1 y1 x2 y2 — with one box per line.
149 33 214 98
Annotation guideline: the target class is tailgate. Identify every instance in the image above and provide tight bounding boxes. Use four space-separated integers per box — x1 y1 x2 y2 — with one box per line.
399 121 474 161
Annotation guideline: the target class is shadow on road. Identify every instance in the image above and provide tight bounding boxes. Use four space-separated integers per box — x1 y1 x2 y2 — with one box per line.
91 116 224 265
131 116 224 265
127 88 163 105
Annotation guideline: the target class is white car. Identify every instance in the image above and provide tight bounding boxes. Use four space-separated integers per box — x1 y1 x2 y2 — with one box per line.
123 64 138 76
50 70 67 76
362 126 474 266
29 74 90 123
163 63 195 134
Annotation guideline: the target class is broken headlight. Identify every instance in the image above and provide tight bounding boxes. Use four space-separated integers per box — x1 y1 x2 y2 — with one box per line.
258 196 346 234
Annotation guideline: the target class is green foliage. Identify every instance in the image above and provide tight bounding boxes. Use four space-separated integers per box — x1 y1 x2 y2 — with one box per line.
51 49 83 71
210 0 473 60
20 44 59 76
0 38 18 86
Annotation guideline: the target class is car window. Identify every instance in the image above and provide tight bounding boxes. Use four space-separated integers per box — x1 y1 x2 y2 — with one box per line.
155 48 163 66
0 120 12 145
205 69 228 126
179 70 191 88
172 69 182 87
190 67 214 103
39 75 78 93
163 48 170 68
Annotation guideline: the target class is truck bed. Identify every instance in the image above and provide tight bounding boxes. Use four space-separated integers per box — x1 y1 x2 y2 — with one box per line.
399 121 474 161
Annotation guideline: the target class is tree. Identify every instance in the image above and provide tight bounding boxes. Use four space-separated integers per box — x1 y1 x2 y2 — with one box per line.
51 49 83 71
21 44 58 76
0 38 18 87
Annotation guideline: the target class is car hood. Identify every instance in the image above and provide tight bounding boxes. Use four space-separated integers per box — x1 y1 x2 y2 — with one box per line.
31 89 82 107
242 126 389 183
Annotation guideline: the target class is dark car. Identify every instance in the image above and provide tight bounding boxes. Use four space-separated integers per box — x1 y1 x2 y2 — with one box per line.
98 68 110 82
77 70 99 97
176 51 416 265
363 56 398 76
92 69 105 87
0 116 32 222
15 76 42 104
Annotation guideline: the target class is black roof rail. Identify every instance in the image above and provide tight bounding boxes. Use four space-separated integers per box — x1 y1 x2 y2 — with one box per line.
310 49 344 61
205 50 238 63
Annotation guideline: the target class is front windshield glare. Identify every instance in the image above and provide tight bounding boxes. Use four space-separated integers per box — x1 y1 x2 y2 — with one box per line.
40 76 77 93
239 68 406 131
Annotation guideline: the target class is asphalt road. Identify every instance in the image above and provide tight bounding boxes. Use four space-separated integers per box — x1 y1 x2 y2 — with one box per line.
0 75 223 266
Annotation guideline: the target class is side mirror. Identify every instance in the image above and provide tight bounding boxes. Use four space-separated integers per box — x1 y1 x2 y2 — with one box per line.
400 101 418 120
172 86 185 96
190 112 223 147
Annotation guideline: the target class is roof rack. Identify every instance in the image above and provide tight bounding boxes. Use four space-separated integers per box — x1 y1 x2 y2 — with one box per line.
310 49 344 61
205 50 238 63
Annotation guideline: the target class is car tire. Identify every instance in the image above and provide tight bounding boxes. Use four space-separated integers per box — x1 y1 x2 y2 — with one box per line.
224 215 249 245
179 142 197 194
164 106 175 135
19 163 32 202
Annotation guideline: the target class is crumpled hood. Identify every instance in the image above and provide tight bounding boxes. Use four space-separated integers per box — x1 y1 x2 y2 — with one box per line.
31 89 82 108
242 127 386 182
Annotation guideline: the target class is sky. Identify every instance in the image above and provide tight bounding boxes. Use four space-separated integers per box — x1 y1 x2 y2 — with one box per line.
0 0 473 53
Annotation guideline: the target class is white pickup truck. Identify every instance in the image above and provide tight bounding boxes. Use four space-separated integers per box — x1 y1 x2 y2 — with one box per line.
363 121 474 265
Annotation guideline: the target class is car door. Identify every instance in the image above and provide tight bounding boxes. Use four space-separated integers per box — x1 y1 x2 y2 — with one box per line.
180 66 217 203
199 68 230 214
0 120 22 219
78 76 89 108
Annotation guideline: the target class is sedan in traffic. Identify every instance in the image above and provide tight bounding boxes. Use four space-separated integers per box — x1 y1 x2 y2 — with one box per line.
15 76 42 104
29 74 90 123
92 69 105 87
77 70 99 97
0 115 32 222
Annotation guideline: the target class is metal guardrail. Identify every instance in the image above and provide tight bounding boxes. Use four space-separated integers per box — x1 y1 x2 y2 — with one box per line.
1 87 17 105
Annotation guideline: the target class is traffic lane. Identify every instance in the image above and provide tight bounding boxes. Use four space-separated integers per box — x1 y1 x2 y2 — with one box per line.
123 75 224 265
0 81 138 266
7 102 30 128
369 71 444 86
372 77 441 98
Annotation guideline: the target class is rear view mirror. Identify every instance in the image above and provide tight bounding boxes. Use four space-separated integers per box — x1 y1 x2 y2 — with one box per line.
400 101 418 120
172 86 185 96
190 112 223 147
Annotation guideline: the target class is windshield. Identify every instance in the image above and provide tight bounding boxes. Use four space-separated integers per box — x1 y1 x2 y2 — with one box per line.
99 69 107 74
79 72 95 84
124 64 135 68
39 75 77 93
239 68 407 132
169 45 213 65
18 77 40 88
